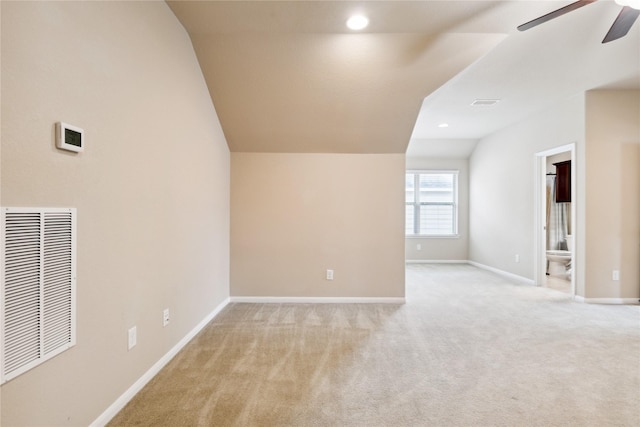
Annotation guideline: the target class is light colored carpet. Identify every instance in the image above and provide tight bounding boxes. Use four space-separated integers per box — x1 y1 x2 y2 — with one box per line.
108 264 640 426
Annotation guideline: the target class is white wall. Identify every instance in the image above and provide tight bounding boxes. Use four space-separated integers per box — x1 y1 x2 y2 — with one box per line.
470 89 640 301
1 2 230 425
405 157 469 261
231 153 405 299
469 95 586 288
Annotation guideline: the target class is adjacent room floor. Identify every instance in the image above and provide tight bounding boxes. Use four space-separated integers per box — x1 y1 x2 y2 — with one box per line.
545 274 572 294
109 264 640 427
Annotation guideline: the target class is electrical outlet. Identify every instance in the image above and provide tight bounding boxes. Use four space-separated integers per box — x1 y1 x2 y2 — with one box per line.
163 309 170 327
417 243 422 250
326 269 334 280
612 270 620 281
128 326 137 350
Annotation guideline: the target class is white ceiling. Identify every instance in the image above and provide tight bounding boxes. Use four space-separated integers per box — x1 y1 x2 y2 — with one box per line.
169 1 640 157
408 0 640 157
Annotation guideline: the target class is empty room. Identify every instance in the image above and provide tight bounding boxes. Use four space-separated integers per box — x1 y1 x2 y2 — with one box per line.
1 1 639 426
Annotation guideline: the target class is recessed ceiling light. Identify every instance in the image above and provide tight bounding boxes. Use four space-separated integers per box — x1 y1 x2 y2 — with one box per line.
438 123 449 128
347 15 369 31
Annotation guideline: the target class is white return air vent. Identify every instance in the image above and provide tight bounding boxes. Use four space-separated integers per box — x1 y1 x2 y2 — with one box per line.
1 208 76 383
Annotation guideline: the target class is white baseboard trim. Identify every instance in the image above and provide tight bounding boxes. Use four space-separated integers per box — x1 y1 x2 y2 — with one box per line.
405 260 468 264
575 297 640 305
230 296 405 304
410 263 638 304
90 297 231 427
467 261 535 286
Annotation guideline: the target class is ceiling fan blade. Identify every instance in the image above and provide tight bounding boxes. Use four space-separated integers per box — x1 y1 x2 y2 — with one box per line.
517 0 597 32
602 6 640 43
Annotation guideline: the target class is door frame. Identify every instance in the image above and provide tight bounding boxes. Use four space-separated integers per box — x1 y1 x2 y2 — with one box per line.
534 143 576 297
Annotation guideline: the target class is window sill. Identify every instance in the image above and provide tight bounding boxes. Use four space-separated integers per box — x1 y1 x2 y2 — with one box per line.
406 235 460 239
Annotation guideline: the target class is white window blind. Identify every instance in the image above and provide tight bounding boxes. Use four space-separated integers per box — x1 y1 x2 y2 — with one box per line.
405 172 458 236
1 208 76 383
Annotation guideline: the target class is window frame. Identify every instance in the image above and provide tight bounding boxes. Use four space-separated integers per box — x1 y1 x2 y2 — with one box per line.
405 170 459 238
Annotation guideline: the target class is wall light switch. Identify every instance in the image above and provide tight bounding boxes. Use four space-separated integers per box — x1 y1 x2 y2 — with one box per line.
612 270 620 281
163 309 170 327
515 254 520 263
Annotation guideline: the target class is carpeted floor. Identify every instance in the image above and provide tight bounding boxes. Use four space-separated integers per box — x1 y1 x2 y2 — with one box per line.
108 264 640 426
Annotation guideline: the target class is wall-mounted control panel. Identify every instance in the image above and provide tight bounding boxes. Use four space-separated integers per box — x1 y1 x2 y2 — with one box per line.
56 122 84 153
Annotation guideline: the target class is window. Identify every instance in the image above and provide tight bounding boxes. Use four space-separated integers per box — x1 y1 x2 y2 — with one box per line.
405 171 458 236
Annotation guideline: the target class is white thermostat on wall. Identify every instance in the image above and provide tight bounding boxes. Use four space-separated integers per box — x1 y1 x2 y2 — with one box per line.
56 122 84 153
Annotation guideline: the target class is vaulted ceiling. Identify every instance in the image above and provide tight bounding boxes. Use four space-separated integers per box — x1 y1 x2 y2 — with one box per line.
168 1 640 156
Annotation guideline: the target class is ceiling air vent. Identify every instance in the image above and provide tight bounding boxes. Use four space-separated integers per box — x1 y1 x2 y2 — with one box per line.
471 99 500 107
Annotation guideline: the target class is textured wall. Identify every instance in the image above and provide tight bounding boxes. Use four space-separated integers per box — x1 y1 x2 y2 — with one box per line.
1 2 230 425
231 153 405 299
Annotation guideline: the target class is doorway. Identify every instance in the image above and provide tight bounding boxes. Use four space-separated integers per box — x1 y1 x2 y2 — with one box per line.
534 144 576 297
